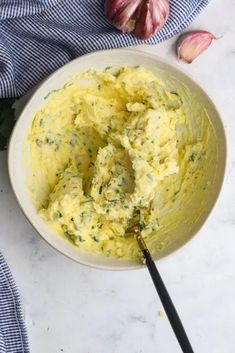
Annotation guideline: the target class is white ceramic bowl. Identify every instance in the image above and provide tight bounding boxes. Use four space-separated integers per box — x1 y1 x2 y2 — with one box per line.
8 49 226 270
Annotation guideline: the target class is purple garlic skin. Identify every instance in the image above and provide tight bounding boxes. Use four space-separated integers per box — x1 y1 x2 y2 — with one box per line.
177 31 216 64
105 0 169 40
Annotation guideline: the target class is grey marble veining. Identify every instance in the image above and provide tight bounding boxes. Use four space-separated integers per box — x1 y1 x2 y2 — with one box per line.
0 0 235 352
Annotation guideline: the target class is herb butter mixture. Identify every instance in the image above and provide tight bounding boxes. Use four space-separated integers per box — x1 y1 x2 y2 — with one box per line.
28 66 214 259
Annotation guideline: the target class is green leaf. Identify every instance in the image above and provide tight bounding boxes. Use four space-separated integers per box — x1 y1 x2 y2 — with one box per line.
0 98 16 150
0 135 7 150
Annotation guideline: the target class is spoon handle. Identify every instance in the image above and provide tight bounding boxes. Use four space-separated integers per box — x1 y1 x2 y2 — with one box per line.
142 247 194 353
135 231 194 353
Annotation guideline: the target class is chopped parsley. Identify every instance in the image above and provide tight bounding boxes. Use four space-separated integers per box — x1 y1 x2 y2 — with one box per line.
189 152 197 162
139 219 146 230
92 235 99 242
78 235 85 242
173 190 180 197
46 136 55 144
35 138 43 147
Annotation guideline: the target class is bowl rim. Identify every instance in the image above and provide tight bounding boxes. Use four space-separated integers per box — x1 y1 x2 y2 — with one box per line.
8 48 227 271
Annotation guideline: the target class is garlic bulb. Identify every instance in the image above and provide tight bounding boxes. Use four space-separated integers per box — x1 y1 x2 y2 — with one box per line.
105 0 169 40
177 31 216 64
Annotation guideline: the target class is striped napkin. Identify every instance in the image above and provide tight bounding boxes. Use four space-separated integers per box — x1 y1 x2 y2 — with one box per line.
0 254 29 353
0 0 209 98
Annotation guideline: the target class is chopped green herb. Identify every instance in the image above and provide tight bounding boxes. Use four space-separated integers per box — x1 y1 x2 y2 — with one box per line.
133 206 140 216
99 185 103 194
44 88 60 100
189 152 197 162
113 70 121 77
170 91 183 104
170 91 179 96
80 211 91 222
46 137 55 144
155 218 160 226
35 138 43 147
78 235 85 242
92 235 99 242
173 190 180 197
139 219 146 230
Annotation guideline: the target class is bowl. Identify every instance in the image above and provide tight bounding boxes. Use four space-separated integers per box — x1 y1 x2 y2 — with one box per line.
8 49 226 270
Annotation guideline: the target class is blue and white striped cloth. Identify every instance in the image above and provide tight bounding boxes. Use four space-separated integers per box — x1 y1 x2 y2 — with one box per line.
0 253 29 353
0 0 209 98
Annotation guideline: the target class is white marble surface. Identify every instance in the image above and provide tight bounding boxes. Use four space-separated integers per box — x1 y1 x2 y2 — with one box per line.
1 0 235 352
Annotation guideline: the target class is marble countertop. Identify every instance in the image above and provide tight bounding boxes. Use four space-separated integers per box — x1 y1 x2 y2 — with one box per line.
0 0 235 352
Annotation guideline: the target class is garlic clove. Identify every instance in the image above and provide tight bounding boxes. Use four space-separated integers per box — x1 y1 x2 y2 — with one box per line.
151 0 169 34
105 0 142 32
105 0 169 40
134 0 169 40
177 31 216 64
134 0 154 40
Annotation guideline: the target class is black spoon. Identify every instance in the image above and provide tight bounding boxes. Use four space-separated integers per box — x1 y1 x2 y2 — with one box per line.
129 223 194 353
